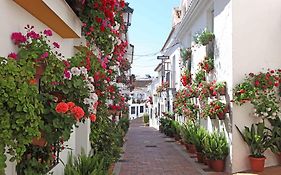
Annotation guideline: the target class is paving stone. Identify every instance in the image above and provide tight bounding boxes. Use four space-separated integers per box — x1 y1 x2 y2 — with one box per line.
115 118 205 175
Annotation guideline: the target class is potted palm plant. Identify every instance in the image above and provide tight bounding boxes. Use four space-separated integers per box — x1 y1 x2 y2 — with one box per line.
194 127 208 163
236 122 272 172
182 121 197 154
208 131 229 172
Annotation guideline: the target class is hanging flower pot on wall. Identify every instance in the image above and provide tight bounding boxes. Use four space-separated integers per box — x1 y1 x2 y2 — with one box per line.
35 62 47 81
32 132 47 147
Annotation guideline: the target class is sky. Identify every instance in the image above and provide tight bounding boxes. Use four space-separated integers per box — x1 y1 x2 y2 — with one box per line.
126 0 180 78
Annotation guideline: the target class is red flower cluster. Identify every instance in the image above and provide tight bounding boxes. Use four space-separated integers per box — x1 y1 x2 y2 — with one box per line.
89 114 97 122
251 71 279 90
55 102 85 121
8 52 17 60
181 74 191 86
109 104 121 111
55 102 69 113
71 106 85 120
11 32 27 45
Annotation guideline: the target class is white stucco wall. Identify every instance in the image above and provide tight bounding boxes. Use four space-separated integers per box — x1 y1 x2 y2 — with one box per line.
0 1 87 174
176 0 233 173
232 0 281 172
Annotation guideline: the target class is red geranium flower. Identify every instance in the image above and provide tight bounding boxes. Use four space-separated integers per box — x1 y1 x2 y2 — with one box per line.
67 102 75 110
71 106 85 120
55 102 69 113
89 114 97 122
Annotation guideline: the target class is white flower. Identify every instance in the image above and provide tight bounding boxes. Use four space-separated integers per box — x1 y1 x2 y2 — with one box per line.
86 83 95 92
88 76 94 83
83 98 91 105
267 108 272 112
0 59 7 65
104 80 108 83
90 93 98 101
264 113 268 116
272 112 277 116
71 67 81 76
80 66 88 75
107 99 113 105
254 109 257 112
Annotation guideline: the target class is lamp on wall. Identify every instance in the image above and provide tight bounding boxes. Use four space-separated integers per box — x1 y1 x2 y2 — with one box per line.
122 3 134 32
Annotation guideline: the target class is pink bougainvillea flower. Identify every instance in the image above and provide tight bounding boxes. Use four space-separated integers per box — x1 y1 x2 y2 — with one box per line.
7 52 17 59
40 52 49 59
43 29 53 36
27 31 40 39
55 102 69 113
11 32 26 45
53 42 60 48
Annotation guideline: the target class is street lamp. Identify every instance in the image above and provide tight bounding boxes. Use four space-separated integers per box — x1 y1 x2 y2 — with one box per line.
122 3 134 32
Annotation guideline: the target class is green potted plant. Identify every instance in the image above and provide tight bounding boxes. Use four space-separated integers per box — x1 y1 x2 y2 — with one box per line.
180 68 192 86
202 133 212 167
199 55 214 73
195 69 206 83
182 121 197 154
208 130 229 172
171 121 181 141
180 47 192 65
194 29 215 46
143 113 149 126
209 99 228 120
194 127 208 163
236 122 272 172
233 80 256 105
210 81 227 96
268 117 281 164
0 57 44 173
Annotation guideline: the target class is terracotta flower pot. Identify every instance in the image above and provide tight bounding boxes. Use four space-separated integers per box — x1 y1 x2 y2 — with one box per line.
210 159 225 172
249 156 266 172
207 159 212 169
32 132 47 147
217 87 226 95
184 143 189 152
188 144 196 154
277 152 281 164
35 62 47 81
203 156 208 165
196 152 204 163
217 112 226 120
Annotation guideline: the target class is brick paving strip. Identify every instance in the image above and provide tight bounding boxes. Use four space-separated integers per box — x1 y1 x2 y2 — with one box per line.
113 118 207 175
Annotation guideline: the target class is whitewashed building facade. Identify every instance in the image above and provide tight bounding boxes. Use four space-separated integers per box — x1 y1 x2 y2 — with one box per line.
149 0 281 173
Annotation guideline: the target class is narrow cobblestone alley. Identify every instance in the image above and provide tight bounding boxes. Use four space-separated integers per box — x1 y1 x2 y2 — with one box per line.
113 118 207 175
